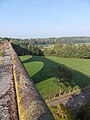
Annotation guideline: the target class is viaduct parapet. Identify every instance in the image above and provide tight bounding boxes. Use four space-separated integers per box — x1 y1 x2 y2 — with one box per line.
0 42 54 120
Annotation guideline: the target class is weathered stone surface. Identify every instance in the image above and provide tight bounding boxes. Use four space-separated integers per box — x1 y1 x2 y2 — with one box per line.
10 43 55 120
0 43 18 120
0 42 54 120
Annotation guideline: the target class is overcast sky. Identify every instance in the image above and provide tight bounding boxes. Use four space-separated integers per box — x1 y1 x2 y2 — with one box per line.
0 0 90 38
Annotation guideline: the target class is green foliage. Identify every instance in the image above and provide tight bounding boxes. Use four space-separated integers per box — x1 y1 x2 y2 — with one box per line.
2 37 90 59
27 43 43 55
12 41 43 56
44 49 54 56
44 44 90 59
49 104 75 120
1 36 90 44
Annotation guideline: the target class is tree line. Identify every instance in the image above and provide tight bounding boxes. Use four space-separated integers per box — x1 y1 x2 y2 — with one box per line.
11 40 43 56
1 36 90 44
12 40 90 59
2 38 90 59
44 44 90 59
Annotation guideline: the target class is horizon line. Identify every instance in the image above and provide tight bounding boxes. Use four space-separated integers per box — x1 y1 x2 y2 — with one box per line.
1 35 90 39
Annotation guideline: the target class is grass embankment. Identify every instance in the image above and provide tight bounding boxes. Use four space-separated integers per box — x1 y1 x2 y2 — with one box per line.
20 56 90 99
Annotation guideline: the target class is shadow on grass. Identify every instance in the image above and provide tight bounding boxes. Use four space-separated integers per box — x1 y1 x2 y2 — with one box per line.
22 56 90 90
22 56 57 84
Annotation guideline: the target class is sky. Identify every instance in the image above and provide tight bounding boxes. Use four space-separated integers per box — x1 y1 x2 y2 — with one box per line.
0 0 90 38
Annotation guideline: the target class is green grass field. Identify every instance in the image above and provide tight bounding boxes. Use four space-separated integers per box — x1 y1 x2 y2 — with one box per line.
20 56 90 99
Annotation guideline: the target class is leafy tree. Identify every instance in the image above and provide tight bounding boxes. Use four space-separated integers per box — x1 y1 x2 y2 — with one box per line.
12 41 44 56
44 43 90 59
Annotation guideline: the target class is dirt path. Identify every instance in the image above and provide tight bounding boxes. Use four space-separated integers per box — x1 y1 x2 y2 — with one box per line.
0 43 18 120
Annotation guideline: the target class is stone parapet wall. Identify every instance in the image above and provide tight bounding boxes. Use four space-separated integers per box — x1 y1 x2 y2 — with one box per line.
9 43 54 120
0 42 18 120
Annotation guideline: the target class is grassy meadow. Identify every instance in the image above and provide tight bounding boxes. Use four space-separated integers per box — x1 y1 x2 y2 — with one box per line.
20 56 90 99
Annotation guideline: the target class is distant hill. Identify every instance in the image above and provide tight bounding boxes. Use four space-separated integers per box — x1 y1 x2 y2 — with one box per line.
1 36 90 44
